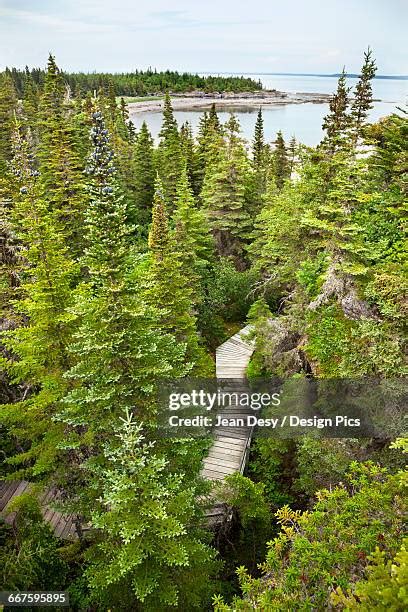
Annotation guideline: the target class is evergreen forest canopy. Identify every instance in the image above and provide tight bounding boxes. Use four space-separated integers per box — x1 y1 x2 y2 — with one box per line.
2 66 263 98
0 50 407 610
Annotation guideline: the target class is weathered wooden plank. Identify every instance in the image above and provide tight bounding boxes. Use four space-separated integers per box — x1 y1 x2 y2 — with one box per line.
214 429 250 439
1 481 31 524
61 516 77 540
0 481 20 511
212 437 246 446
206 448 243 460
54 514 70 538
204 457 242 470
201 469 229 481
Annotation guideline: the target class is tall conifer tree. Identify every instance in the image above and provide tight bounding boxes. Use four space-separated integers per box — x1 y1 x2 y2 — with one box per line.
0 123 77 478
133 121 155 228
248 107 269 215
0 73 18 181
202 115 251 264
37 55 84 254
59 111 184 442
272 130 290 189
322 69 351 151
253 107 265 170
157 92 183 206
148 177 212 373
173 164 214 287
180 121 199 193
351 48 377 140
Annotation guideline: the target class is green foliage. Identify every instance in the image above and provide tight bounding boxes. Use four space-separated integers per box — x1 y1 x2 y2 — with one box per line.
147 177 213 374
252 108 265 171
248 438 295 507
4 67 262 98
272 130 290 189
214 464 406 611
37 54 85 253
218 473 271 529
0 72 18 180
249 181 304 294
157 92 183 206
83 410 219 610
305 304 407 377
1 123 77 477
0 494 68 591
216 474 273 579
134 122 155 226
294 438 355 498
210 257 258 322
172 163 215 287
1 50 407 608
245 298 274 378
351 47 377 139
59 113 185 448
202 115 252 264
322 68 351 150
295 253 328 299
331 539 408 610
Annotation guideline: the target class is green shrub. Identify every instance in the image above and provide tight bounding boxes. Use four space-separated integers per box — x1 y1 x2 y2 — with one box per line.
214 463 406 611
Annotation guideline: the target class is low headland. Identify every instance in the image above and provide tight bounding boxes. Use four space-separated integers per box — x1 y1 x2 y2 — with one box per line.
127 89 333 114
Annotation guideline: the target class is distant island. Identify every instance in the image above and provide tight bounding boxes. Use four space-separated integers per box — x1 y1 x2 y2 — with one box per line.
207 71 408 80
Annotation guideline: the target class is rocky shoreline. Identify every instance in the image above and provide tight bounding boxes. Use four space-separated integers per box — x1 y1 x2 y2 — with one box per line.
127 89 333 114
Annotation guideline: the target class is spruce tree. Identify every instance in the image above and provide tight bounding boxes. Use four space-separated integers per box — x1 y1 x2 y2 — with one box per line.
180 121 199 193
208 102 221 131
83 410 218 610
105 79 118 126
172 163 214 288
157 92 183 205
147 177 212 373
351 48 377 140
59 111 185 443
22 67 39 133
252 107 265 171
37 54 85 254
288 136 297 176
248 107 269 216
248 179 303 292
202 114 252 263
133 121 155 229
96 89 141 235
272 130 290 189
0 73 18 180
196 111 209 191
0 123 77 478
322 69 351 150
196 108 223 195
119 96 136 142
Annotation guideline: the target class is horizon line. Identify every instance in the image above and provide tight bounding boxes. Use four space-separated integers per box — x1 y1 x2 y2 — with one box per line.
200 71 408 80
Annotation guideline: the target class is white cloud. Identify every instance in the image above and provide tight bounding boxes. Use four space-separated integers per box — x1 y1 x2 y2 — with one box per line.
0 0 406 74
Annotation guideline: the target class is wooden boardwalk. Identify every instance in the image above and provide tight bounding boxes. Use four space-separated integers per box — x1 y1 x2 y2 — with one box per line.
0 480 79 539
201 325 254 482
202 326 255 525
1 326 255 535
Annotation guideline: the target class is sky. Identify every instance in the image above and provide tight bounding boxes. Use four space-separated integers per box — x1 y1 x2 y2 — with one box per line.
0 0 406 75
